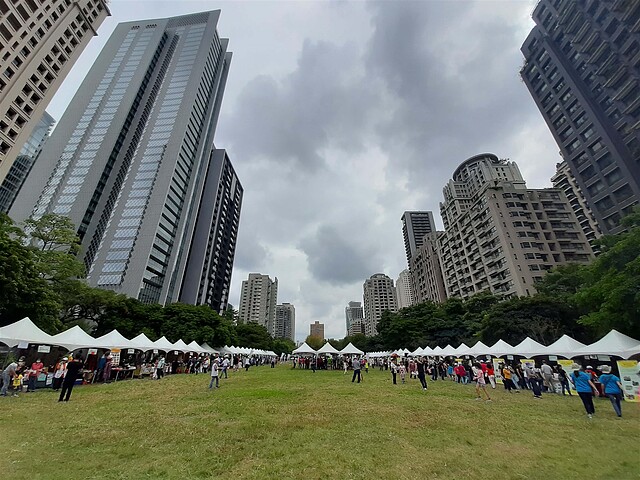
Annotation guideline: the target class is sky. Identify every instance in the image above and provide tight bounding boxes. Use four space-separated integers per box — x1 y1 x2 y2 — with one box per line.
47 0 562 341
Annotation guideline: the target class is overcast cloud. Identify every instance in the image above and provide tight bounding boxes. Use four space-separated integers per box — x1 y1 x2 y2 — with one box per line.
47 0 562 341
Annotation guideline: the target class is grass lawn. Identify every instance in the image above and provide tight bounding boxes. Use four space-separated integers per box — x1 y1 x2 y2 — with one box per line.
0 365 638 479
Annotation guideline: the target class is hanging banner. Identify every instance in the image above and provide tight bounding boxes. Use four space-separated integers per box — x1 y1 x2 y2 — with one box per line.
492 358 504 384
616 360 639 403
37 345 51 353
520 359 535 369
17 341 29 349
88 349 98 355
127 349 135 354
110 348 121 365
558 359 577 391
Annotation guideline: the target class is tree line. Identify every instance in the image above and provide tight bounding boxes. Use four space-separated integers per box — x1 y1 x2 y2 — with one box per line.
0 213 295 355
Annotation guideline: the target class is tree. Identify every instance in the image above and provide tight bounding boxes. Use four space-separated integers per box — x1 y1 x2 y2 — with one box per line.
0 214 61 332
23 214 85 282
235 322 273 350
272 338 295 356
305 334 324 351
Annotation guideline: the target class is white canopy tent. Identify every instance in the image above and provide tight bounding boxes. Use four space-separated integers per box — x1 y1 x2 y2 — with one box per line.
173 339 191 353
453 343 470 356
292 342 316 355
432 346 443 355
487 339 515 357
466 341 491 357
575 330 640 359
340 342 364 355
93 329 134 350
317 342 339 354
512 337 548 358
440 344 456 356
410 347 423 356
422 346 434 356
187 341 207 354
200 343 219 354
129 333 157 352
50 325 101 351
543 334 587 359
0 317 56 347
152 336 177 352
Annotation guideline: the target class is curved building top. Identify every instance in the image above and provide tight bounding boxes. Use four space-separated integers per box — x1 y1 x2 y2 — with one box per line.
452 153 501 181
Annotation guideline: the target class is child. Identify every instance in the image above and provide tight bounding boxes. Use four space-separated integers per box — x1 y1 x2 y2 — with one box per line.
399 363 407 384
12 372 23 397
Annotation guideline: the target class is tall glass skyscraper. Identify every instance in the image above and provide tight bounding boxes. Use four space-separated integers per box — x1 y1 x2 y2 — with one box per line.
11 11 242 312
0 111 54 213
520 0 640 234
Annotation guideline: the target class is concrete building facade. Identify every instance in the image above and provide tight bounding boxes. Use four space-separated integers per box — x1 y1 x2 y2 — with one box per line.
238 273 278 335
0 0 110 185
11 11 239 310
363 273 398 336
0 110 53 212
551 160 602 250
521 0 640 234
438 154 594 300
395 268 414 309
345 301 364 337
401 211 436 266
309 320 324 340
409 231 447 304
275 303 295 341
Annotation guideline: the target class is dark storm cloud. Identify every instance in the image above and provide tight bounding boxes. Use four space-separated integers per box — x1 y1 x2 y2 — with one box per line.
364 1 549 193
221 39 379 173
299 225 381 285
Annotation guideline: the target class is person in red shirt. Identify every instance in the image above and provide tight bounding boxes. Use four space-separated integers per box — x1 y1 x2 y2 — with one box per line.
486 364 496 389
27 359 44 392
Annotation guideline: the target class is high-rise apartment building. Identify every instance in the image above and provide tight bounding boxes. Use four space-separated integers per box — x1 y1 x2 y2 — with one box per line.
551 160 602 250
309 320 324 340
0 0 110 185
11 11 238 309
238 273 278 335
438 154 594 299
521 0 640 234
0 110 54 212
401 211 436 267
395 269 414 309
275 303 295 341
363 273 398 336
409 231 447 304
345 301 364 337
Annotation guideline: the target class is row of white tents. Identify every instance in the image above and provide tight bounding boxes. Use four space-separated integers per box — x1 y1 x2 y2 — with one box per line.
368 330 640 360
293 330 640 360
0 317 277 357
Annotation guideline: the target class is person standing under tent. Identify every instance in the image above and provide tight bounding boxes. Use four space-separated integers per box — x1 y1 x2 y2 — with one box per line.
27 358 43 392
473 363 491 401
540 360 556 393
157 356 166 379
570 363 598 418
52 357 67 391
487 363 496 389
103 355 113 383
351 356 361 383
416 357 428 391
599 365 623 418
244 357 250 372
556 365 572 396
1 359 24 397
58 356 84 402
209 359 219 389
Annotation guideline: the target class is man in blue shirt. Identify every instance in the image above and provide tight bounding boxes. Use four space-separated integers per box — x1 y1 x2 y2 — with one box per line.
599 365 623 417
570 363 599 418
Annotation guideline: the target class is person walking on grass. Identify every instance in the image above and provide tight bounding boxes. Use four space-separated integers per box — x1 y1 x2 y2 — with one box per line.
59 356 84 402
540 360 556 393
390 361 397 385
352 357 361 383
502 365 519 393
416 357 428 391
209 359 219 389
487 363 496 389
473 363 491 401
570 363 598 419
556 365 572 396
399 362 407 384
599 365 623 418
